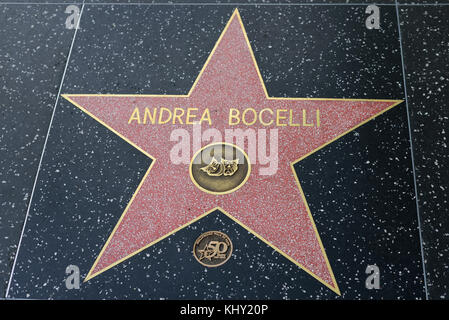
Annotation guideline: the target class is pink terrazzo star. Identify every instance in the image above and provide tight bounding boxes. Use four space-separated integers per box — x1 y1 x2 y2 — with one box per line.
63 9 401 295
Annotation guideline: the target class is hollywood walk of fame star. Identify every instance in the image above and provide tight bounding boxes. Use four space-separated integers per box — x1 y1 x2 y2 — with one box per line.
62 9 402 295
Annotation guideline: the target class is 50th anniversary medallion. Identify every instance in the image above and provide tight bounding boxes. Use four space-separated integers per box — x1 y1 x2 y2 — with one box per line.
193 231 233 267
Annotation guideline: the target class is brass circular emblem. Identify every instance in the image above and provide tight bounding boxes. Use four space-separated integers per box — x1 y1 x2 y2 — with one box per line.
193 231 233 267
189 142 250 195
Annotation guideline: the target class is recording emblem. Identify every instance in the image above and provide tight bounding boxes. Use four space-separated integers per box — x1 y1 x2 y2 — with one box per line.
193 231 233 267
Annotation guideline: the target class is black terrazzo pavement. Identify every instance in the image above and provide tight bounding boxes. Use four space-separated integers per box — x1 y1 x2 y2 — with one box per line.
0 4 74 297
399 5 449 299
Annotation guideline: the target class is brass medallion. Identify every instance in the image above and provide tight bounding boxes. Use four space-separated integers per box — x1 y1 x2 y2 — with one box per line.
193 231 233 267
190 142 250 194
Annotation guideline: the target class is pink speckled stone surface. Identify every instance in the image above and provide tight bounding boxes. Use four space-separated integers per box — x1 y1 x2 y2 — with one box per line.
65 11 399 292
